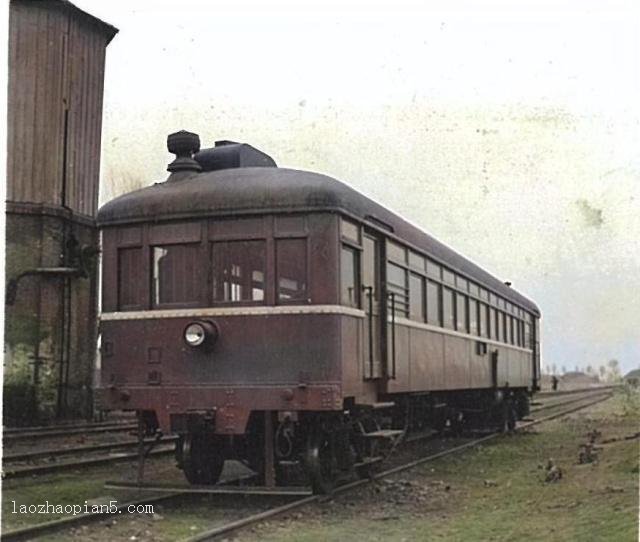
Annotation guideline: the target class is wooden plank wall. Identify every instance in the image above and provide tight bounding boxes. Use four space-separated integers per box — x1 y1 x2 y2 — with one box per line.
7 1 110 218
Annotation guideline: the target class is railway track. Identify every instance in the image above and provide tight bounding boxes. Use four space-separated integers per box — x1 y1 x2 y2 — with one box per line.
182 389 614 542
2 444 176 479
0 389 596 480
536 385 619 397
3 422 137 442
1 388 614 541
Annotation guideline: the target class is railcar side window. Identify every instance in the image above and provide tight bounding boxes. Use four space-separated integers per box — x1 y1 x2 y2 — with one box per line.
118 247 142 309
409 273 424 321
469 298 478 335
387 262 408 317
443 269 455 286
212 241 266 303
479 302 488 337
442 287 455 329
524 321 531 348
456 292 467 332
426 279 440 325
456 275 468 292
152 244 200 306
426 260 441 280
341 245 360 308
387 241 406 263
409 251 425 271
276 239 307 302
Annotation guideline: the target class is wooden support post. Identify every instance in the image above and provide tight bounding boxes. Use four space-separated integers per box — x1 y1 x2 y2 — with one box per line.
264 411 276 487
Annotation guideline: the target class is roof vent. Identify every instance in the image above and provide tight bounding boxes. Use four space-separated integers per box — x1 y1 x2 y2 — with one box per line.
167 130 202 174
194 141 277 171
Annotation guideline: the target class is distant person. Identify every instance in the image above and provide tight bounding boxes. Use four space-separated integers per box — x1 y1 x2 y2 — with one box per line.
552 375 559 391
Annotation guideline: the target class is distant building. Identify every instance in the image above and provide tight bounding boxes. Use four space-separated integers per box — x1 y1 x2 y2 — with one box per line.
5 0 117 423
560 371 600 388
623 369 640 387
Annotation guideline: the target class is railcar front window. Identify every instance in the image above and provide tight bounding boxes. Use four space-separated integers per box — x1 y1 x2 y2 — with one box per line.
152 244 200 306
118 247 142 309
276 239 307 302
212 241 266 303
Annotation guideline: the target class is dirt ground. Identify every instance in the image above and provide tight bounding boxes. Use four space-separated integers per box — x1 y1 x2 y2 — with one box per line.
238 389 639 542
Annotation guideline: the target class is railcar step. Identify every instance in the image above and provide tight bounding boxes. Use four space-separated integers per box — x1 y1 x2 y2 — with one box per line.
361 429 404 439
354 456 383 468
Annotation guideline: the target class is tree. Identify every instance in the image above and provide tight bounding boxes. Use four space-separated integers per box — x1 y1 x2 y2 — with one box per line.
585 365 593 376
607 359 621 382
551 364 557 376
599 365 606 380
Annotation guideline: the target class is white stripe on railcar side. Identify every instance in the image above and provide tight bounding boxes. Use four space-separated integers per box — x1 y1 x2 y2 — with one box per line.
100 305 367 321
393 316 533 354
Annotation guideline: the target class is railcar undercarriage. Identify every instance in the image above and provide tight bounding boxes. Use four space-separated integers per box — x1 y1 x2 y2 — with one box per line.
142 387 531 494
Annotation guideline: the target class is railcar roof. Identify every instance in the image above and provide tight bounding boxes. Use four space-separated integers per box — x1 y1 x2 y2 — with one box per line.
98 167 540 315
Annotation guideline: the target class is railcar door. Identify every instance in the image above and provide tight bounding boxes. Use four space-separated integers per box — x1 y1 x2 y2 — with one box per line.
362 233 383 379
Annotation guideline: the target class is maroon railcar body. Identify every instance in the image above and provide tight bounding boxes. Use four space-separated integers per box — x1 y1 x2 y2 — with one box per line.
96 132 541 491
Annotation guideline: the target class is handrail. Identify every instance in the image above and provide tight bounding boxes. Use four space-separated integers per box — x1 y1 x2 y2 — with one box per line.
389 292 396 380
363 285 374 379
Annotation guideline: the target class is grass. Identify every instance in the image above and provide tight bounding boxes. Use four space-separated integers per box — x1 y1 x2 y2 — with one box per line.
242 389 639 542
2 390 637 541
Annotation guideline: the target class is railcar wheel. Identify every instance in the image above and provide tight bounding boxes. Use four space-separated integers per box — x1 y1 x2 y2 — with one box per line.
304 427 337 494
181 433 224 485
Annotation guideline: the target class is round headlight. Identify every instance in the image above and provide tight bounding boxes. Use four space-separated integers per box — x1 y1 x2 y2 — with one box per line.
183 320 219 349
184 323 206 347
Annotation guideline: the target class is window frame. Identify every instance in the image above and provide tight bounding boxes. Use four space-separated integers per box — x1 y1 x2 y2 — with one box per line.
275 237 309 304
210 239 268 307
151 242 203 309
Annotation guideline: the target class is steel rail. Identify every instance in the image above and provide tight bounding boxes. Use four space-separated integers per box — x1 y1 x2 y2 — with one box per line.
530 390 611 414
0 390 613 541
3 436 179 463
1 493 182 542
536 385 619 397
3 423 137 441
0 474 256 541
2 419 134 435
182 391 614 542
2 446 175 479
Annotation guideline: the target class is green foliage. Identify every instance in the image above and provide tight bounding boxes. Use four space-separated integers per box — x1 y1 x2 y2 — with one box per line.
4 312 49 349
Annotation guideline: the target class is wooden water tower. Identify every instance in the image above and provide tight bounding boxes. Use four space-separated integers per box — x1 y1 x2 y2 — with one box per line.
5 0 117 422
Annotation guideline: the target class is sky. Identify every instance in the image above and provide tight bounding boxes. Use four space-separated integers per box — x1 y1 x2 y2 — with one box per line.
72 0 639 374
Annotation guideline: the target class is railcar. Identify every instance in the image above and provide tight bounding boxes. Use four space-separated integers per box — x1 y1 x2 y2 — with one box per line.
97 130 541 492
